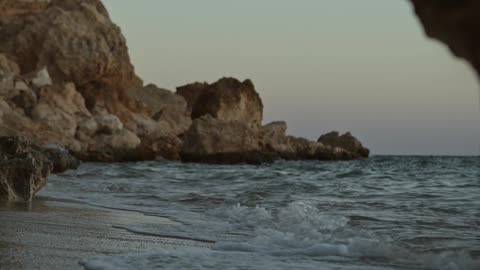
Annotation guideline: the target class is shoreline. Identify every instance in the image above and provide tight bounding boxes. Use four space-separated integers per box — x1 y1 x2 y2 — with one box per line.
0 196 212 270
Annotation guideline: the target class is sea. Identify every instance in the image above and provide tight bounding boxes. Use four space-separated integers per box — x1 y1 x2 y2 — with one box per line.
38 156 480 270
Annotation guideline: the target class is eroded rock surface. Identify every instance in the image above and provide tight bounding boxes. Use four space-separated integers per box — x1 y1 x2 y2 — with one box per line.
318 131 370 158
0 0 371 165
177 77 263 129
0 0 176 162
0 136 79 202
128 84 191 136
181 115 275 164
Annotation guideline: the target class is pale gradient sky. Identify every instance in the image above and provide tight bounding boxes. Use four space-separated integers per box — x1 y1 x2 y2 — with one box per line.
104 0 480 156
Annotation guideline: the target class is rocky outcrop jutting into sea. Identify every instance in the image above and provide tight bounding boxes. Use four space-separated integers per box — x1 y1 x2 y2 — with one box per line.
0 0 371 200
178 77 369 164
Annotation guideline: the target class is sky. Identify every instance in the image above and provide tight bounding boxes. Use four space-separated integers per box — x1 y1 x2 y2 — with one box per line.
103 0 480 156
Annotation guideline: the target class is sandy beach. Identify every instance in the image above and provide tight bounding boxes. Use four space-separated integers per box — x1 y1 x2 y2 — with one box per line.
0 197 212 270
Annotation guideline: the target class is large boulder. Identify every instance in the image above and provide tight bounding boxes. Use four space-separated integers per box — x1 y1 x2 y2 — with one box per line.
0 136 79 202
73 113 142 162
318 131 370 158
259 121 290 152
176 77 263 129
181 115 275 164
128 84 192 136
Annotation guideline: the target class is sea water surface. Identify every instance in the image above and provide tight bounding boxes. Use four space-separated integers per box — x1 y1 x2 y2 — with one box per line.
38 156 480 270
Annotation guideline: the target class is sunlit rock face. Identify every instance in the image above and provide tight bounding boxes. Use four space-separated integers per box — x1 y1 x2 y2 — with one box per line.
0 0 176 162
410 0 480 77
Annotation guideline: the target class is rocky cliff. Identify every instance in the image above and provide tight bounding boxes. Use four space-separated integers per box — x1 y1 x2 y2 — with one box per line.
0 0 181 162
0 0 370 167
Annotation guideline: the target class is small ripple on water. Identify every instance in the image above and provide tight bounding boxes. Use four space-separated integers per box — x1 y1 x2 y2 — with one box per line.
39 156 480 270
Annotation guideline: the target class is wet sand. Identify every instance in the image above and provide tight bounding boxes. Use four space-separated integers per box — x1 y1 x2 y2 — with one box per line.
0 197 211 270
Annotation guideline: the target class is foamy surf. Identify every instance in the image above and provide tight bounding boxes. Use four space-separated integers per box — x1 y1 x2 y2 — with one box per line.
36 157 479 269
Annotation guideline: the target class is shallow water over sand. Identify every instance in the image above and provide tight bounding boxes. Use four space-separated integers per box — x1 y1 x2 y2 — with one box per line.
39 156 480 270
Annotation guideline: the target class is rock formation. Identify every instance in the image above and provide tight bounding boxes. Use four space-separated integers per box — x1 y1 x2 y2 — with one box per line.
128 84 192 136
0 0 180 162
174 78 370 164
318 131 370 158
177 77 263 129
181 115 275 164
410 0 480 77
0 136 79 202
0 0 370 168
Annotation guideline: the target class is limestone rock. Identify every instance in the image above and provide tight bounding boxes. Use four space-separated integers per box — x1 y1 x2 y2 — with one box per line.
259 121 291 154
0 136 79 202
286 136 324 160
128 84 192 135
318 131 370 158
0 0 142 113
0 54 18 97
31 67 52 88
97 129 141 152
181 115 274 164
95 114 123 134
31 103 77 137
176 77 263 129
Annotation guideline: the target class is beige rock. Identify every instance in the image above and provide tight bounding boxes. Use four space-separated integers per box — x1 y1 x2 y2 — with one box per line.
318 131 370 158
176 77 263 129
180 115 275 164
260 121 290 153
0 54 20 75
31 67 52 88
96 129 141 152
182 115 261 156
14 81 30 91
128 84 192 135
0 0 141 115
286 136 324 159
0 54 18 97
95 114 123 134
31 103 77 137
77 118 98 137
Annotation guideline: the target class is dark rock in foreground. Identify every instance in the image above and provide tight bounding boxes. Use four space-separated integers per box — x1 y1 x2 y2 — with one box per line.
0 136 79 202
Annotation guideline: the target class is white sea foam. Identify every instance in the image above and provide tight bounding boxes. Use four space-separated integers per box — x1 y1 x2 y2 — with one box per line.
43 158 480 270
